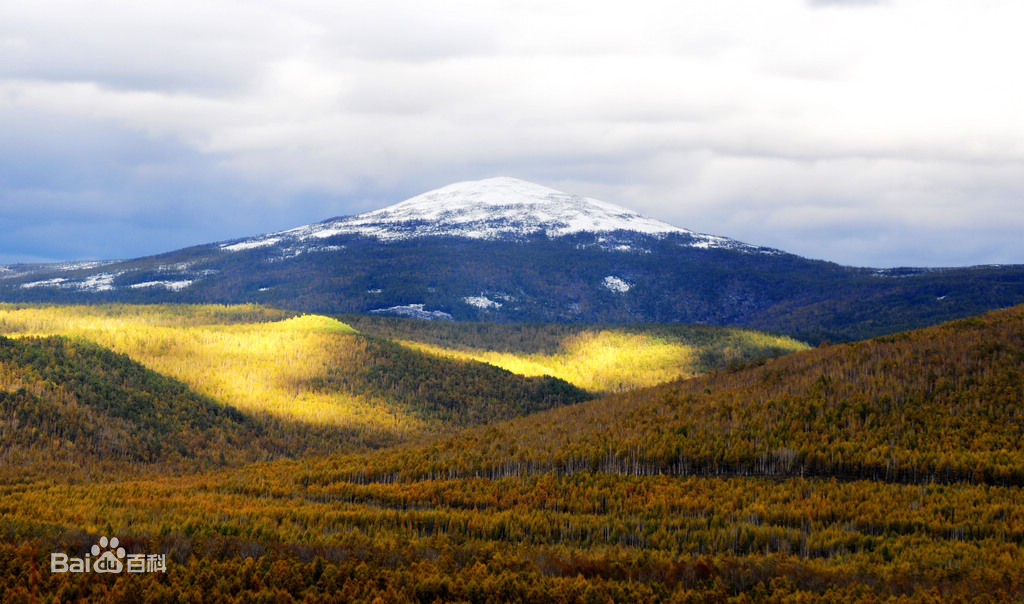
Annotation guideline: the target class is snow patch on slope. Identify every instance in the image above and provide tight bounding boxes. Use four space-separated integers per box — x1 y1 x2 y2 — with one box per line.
221 237 282 252
368 304 453 321
463 295 503 310
79 273 118 292
21 274 121 291
129 280 193 291
21 278 68 289
53 261 116 271
602 276 632 293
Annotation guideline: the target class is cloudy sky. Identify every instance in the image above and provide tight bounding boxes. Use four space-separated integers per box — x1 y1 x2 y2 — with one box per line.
2 0 1022 267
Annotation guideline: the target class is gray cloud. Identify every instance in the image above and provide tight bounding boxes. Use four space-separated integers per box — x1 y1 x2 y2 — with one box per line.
2 1 1023 267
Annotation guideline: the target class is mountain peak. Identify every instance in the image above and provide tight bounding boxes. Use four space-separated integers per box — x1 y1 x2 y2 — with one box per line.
220 177 749 251
323 176 686 240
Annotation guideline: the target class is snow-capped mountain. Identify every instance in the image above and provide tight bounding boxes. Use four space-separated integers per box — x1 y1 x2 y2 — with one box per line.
3 177 1024 343
221 177 756 252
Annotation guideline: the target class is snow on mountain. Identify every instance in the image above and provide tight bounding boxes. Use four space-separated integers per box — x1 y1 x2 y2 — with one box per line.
129 280 194 291
301 177 686 240
221 237 282 252
2 177 769 301
21 277 69 289
220 177 753 252
368 304 454 321
463 295 503 310
602 276 632 294
79 273 118 292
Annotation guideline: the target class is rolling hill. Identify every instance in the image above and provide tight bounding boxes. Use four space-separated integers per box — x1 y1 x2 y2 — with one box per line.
0 334 306 481
0 304 806 477
0 305 592 459
0 303 808 413
340 314 809 393
340 304 1024 486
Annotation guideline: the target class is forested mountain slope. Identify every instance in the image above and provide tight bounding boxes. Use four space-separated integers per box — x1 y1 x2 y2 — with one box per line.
0 335 317 480
334 303 1024 486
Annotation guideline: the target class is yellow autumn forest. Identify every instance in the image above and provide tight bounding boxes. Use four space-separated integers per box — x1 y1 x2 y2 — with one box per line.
2 302 1024 601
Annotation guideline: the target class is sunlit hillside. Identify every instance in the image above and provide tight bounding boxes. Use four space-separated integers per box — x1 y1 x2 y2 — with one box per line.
0 305 396 429
0 334 357 481
0 304 587 439
342 316 810 392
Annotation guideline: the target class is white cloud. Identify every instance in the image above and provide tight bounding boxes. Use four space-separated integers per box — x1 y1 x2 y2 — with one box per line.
1 0 1023 266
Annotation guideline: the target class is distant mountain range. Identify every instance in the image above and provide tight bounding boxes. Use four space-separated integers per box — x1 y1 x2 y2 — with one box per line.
2 177 1023 342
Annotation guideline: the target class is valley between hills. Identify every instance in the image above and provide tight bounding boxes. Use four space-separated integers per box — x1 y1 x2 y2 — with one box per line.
2 301 1024 601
